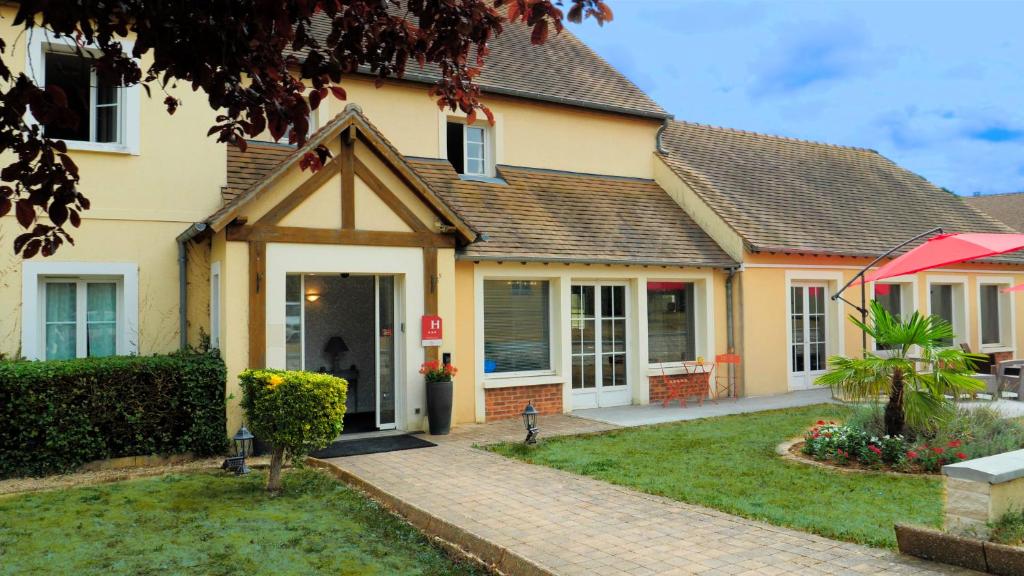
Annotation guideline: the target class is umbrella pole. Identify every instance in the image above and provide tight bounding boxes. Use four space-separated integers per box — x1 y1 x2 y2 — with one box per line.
832 227 943 357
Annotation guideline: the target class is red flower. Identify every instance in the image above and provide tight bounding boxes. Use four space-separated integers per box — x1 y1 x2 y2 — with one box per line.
868 445 882 455
948 440 962 448
816 420 825 425
812 432 820 439
956 452 968 460
906 451 919 459
932 447 944 455
823 432 832 438
828 421 836 425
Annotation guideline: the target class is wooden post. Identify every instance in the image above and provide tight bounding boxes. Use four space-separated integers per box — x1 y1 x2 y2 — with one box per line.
248 241 267 368
424 246 439 362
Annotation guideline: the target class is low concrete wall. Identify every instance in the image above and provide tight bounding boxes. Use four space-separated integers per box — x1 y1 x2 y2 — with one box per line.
943 449 1024 536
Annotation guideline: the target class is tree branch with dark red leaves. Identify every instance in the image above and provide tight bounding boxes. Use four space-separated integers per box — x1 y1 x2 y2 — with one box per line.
0 0 612 257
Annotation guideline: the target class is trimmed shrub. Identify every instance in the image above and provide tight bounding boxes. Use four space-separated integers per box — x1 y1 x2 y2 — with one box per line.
239 369 347 491
0 351 227 478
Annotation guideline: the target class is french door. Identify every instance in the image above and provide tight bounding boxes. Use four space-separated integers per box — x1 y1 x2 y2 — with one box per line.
571 283 631 409
789 283 828 390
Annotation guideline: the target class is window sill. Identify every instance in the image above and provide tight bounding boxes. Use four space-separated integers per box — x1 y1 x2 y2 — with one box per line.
65 140 137 155
458 174 506 185
647 363 712 377
482 373 563 389
980 345 1014 354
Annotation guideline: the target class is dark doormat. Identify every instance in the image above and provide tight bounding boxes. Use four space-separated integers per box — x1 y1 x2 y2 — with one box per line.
310 434 436 459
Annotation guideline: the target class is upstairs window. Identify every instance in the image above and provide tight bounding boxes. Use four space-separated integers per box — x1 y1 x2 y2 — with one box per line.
446 121 491 176
43 50 122 145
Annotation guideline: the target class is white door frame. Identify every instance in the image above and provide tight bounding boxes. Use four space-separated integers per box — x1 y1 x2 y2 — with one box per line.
375 275 401 430
785 271 844 392
570 282 632 409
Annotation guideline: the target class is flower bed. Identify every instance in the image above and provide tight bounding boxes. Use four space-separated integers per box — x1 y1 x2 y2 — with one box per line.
800 420 969 474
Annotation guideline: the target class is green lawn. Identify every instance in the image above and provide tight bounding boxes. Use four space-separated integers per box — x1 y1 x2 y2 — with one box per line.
0 468 484 576
487 404 942 548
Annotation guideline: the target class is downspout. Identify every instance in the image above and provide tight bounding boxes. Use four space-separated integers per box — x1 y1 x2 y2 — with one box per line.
725 266 737 396
655 118 669 154
176 222 208 350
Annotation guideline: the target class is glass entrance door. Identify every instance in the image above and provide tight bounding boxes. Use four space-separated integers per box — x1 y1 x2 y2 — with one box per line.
790 284 827 390
571 284 630 409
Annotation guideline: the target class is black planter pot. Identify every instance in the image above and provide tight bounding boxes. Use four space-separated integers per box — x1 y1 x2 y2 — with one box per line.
426 379 453 435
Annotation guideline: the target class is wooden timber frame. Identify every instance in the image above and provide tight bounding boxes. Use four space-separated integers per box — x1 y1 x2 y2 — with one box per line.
216 105 475 370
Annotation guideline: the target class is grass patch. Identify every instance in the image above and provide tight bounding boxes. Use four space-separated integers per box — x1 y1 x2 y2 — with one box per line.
991 510 1024 546
0 468 485 575
487 404 942 548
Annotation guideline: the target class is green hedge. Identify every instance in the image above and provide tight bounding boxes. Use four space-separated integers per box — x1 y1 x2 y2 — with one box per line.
0 351 227 478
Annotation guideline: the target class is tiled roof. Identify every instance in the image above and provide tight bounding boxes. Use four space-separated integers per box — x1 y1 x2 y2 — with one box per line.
407 158 736 267
295 12 667 119
659 121 1023 260
224 141 294 202
965 192 1024 233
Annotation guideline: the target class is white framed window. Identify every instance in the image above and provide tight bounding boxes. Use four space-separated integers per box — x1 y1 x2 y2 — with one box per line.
927 277 968 347
21 262 139 360
446 120 494 177
483 279 552 376
26 30 140 154
646 281 698 365
210 262 221 350
978 278 1014 350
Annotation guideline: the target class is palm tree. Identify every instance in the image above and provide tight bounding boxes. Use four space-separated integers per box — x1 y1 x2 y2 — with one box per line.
815 300 986 437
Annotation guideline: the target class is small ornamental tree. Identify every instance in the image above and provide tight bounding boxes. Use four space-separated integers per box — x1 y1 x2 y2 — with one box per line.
239 369 347 492
815 301 985 436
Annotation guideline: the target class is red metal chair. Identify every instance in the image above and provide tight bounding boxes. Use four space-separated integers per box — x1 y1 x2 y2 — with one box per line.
713 353 741 401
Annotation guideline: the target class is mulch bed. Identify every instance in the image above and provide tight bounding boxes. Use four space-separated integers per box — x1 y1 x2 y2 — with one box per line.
0 455 272 498
786 441 937 476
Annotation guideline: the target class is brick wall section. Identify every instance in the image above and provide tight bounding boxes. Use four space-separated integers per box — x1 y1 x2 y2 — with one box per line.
991 351 1014 371
485 383 562 421
649 373 710 405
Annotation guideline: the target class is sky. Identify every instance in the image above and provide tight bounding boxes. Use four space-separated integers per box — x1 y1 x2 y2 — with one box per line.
571 0 1024 196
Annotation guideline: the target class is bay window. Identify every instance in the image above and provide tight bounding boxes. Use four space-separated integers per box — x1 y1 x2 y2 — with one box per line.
483 280 551 374
647 281 696 364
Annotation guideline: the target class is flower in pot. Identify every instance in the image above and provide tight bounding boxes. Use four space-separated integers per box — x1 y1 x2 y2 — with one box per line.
421 360 458 435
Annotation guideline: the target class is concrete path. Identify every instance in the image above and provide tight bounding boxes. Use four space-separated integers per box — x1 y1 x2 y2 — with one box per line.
317 415 974 576
573 388 836 427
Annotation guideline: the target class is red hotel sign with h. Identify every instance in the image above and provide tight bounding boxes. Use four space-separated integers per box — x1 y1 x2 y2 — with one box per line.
421 315 443 346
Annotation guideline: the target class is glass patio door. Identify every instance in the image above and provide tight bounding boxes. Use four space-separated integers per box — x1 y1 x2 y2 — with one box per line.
571 283 630 409
789 284 827 390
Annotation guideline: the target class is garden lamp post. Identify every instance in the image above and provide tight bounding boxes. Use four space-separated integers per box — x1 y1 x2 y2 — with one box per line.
522 401 539 445
222 426 254 475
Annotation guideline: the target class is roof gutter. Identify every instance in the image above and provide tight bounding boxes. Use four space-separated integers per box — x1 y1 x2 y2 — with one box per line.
176 222 208 350
455 253 737 269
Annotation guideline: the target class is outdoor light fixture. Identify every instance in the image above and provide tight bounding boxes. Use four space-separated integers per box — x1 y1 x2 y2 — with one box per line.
221 426 255 475
305 292 321 302
522 401 539 445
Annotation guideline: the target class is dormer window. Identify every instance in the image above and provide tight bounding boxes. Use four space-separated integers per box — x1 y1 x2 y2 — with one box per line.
44 49 123 145
446 120 493 177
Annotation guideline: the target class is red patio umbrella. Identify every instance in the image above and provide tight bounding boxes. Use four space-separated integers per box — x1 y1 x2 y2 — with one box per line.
860 233 1024 285
1002 283 1024 293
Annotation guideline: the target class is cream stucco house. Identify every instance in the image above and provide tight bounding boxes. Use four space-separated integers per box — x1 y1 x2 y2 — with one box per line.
3 11 1023 435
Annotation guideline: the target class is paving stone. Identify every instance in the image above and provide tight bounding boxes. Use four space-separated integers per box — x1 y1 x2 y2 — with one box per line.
318 414 978 576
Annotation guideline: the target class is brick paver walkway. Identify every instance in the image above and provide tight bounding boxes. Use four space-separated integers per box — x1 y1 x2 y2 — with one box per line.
318 415 975 576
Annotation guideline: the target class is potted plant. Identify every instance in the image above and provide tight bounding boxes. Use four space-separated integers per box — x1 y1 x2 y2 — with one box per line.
421 360 457 435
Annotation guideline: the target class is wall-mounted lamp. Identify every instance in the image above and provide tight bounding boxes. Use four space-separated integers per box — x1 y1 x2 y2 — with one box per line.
305 292 321 303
